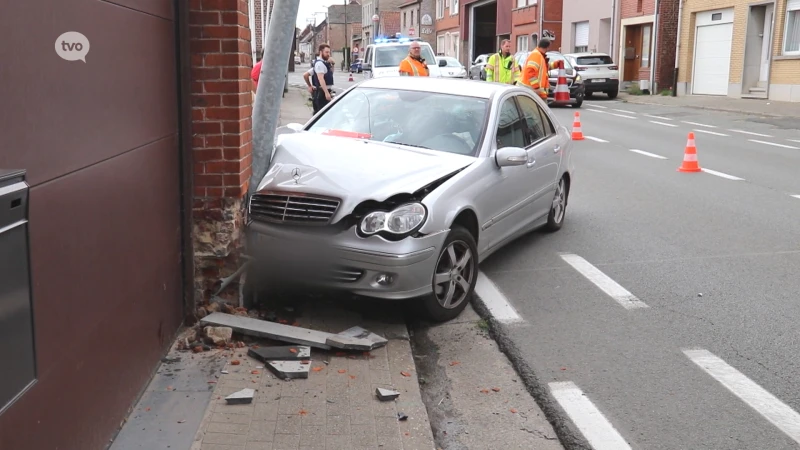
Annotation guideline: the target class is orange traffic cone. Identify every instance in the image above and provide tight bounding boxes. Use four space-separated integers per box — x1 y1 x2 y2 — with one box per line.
348 72 354 82
677 132 702 172
571 112 584 140
554 61 570 103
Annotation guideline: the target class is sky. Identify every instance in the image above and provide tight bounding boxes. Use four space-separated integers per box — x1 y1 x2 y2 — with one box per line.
296 0 335 29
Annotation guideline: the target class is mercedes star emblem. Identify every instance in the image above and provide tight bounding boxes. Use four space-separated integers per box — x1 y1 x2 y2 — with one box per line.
291 168 301 183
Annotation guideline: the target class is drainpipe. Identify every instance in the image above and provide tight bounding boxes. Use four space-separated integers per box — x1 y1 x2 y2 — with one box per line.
539 0 544 42
650 0 661 94
672 0 684 96
610 0 617 56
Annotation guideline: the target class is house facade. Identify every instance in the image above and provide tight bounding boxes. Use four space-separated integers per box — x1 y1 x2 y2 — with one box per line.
675 0 800 102
327 2 362 66
401 0 422 37
435 0 462 57
562 0 617 55
617 0 679 93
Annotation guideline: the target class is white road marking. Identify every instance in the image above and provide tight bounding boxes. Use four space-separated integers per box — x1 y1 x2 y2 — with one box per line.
586 108 608 114
630 149 667 159
613 109 636 115
693 129 730 137
791 195 800 200
559 253 648 309
610 113 637 119
684 348 800 445
682 121 716 128
645 114 673 120
650 120 678 127
590 104 608 109
749 139 799 149
701 168 745 181
550 381 633 450
585 136 609 143
789 139 800 144
729 129 773 137
474 272 523 324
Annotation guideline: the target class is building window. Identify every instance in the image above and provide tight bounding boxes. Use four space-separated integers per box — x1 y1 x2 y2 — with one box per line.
403 12 406 28
784 0 800 55
451 0 459 15
451 32 460 59
641 24 652 68
517 0 536 6
411 10 415 26
437 34 446 55
574 21 589 53
436 0 444 19
516 35 529 52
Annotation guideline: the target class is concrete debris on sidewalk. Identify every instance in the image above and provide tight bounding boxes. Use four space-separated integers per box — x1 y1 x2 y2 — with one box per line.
203 326 232 345
248 345 311 361
376 387 400 401
224 388 254 405
266 360 311 379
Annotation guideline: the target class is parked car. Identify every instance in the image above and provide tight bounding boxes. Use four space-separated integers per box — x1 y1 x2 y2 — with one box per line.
514 51 585 107
437 56 468 78
247 77 574 322
362 36 446 78
469 54 490 80
350 58 363 73
564 52 619 99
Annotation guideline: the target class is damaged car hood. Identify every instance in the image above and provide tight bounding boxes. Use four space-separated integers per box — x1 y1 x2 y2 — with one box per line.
257 132 475 217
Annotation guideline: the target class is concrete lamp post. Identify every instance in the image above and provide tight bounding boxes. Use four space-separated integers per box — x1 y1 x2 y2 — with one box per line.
372 14 379 43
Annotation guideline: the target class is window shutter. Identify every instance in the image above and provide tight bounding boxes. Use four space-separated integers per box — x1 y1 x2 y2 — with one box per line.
575 22 589 47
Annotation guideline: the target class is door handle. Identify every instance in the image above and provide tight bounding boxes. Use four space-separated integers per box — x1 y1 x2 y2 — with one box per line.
553 145 561 154
526 158 536 168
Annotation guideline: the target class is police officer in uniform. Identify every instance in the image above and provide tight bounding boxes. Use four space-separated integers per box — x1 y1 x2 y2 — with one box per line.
303 44 334 113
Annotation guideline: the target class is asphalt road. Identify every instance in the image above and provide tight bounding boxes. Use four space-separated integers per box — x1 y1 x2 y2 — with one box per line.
479 97 800 449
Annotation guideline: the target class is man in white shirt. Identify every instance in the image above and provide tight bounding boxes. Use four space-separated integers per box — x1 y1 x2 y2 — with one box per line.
302 44 334 113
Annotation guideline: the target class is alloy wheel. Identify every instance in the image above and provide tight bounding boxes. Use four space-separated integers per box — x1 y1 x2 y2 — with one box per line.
433 240 475 309
552 178 566 224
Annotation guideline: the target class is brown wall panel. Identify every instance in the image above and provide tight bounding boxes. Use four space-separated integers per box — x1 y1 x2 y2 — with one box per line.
0 0 178 186
104 0 175 20
0 137 183 450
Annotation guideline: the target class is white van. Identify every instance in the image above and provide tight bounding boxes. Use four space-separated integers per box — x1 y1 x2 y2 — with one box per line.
362 36 445 79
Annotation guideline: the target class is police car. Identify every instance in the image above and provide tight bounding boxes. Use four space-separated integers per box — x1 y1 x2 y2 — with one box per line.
361 35 446 79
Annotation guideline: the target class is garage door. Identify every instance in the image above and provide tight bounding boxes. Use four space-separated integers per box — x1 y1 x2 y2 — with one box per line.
692 9 734 95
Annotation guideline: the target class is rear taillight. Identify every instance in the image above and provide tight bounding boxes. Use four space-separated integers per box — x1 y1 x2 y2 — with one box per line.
610 65 619 70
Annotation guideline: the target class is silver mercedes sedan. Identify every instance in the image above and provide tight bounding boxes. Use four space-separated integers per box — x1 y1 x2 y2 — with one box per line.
246 76 575 322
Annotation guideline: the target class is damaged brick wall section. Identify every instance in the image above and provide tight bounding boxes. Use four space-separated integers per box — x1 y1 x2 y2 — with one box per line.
190 0 254 313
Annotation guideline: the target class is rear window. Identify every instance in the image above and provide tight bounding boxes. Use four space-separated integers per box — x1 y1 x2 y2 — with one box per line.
576 55 614 65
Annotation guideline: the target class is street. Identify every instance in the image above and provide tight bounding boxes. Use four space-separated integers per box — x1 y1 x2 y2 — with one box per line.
476 97 800 449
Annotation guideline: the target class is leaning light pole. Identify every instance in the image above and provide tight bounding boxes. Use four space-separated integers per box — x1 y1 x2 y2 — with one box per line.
249 0 301 196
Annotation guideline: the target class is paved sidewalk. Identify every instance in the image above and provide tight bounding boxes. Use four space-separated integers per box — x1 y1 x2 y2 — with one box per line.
617 92 800 118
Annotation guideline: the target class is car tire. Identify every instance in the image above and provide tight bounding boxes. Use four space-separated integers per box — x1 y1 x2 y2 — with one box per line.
585 92 594 99
420 225 478 322
544 177 568 232
607 90 618 99
574 98 583 108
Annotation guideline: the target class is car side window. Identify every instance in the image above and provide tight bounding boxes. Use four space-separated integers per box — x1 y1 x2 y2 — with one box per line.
495 98 526 149
537 105 556 136
516 95 548 145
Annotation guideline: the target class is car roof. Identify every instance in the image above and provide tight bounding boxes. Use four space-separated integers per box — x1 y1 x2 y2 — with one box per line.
356 76 517 99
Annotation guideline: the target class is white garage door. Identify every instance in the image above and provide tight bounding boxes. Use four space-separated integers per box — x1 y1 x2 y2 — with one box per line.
692 10 734 95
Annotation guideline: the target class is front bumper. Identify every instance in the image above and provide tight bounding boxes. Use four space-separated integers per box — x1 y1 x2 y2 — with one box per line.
246 220 449 300
547 81 586 105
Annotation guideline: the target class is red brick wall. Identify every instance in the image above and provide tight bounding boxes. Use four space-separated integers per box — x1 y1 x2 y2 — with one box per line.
381 11 402 36
542 0 563 51
436 1 460 34
621 0 655 19
655 0 679 91
189 0 254 303
512 3 537 52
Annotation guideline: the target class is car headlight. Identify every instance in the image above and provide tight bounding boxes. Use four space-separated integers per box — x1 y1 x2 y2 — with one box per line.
360 203 427 236
575 75 583 83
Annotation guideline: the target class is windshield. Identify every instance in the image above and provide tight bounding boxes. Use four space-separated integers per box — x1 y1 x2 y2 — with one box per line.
576 55 614 65
546 53 573 70
307 88 489 156
441 57 462 67
375 44 438 67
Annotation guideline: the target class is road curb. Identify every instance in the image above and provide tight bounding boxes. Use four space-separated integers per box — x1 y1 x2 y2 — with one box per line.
468 294 593 450
619 97 790 119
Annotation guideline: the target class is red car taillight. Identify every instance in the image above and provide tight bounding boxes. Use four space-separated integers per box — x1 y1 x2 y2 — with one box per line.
609 65 619 70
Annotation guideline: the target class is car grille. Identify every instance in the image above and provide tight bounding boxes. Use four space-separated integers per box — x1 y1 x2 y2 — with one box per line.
249 192 340 225
550 79 574 88
324 266 365 283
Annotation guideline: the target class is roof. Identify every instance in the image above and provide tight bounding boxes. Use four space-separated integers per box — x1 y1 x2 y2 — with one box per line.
327 4 362 24
357 76 515 99
399 0 421 8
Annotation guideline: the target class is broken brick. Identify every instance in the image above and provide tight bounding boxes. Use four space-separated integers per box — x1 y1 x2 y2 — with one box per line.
231 360 241 365
492 388 500 392
400 371 411 377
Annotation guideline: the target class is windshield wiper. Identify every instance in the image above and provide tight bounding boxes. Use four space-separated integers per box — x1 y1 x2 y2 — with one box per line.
384 141 432 150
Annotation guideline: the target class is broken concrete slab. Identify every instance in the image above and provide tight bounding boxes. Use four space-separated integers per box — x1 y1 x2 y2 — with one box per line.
204 326 233 345
248 345 311 362
266 360 310 380
326 334 376 351
376 388 400 401
336 326 388 349
225 388 255 405
200 313 333 350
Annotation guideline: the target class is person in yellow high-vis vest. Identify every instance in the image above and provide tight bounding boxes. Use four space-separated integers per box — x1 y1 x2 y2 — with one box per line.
484 39 520 85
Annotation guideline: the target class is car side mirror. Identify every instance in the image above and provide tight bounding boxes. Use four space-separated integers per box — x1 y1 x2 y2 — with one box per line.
438 59 447 67
495 147 528 168
362 63 372 71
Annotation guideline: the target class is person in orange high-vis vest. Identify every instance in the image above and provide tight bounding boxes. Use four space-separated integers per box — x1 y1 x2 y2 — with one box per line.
398 41 430 76
522 39 560 100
